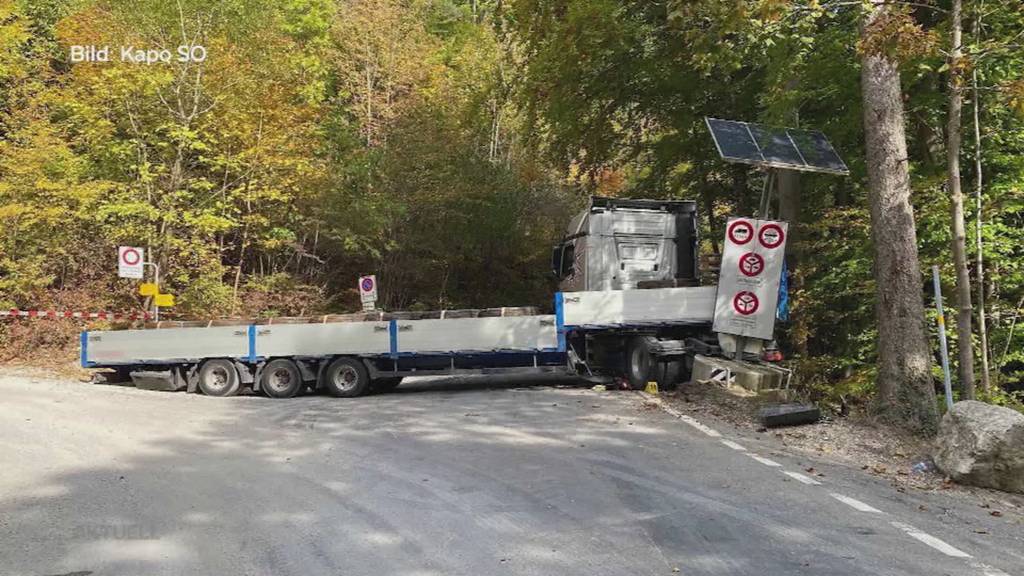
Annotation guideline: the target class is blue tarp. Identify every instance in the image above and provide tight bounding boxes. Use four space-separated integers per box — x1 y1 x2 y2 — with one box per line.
777 259 790 322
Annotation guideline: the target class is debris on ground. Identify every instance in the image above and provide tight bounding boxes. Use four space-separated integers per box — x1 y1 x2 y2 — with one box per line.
758 403 821 428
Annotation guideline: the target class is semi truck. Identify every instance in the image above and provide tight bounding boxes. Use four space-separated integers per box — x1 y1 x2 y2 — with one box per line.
81 197 761 398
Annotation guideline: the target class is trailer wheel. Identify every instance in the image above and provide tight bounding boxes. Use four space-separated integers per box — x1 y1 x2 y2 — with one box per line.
260 359 303 398
372 377 403 392
323 357 370 398
197 359 241 397
625 336 656 390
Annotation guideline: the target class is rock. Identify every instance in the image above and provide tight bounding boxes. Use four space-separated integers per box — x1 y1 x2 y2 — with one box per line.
934 401 1024 493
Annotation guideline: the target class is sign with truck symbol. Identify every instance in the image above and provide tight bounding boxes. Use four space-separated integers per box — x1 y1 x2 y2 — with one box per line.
713 217 788 340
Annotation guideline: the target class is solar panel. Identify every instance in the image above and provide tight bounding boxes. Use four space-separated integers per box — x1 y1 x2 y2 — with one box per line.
705 117 849 175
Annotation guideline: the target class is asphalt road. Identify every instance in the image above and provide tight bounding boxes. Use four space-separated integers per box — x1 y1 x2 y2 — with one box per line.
0 371 1021 576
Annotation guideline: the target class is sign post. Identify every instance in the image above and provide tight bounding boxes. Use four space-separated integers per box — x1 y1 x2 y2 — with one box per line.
932 266 955 411
713 218 789 348
358 275 378 311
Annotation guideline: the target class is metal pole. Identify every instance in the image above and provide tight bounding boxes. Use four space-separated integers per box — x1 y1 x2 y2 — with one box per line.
932 265 955 411
144 262 160 322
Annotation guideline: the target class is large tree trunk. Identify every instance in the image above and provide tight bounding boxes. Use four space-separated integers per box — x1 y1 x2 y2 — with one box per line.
861 2 939 433
947 0 976 399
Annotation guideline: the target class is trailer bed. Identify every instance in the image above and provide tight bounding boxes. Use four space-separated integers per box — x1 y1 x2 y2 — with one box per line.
82 286 717 376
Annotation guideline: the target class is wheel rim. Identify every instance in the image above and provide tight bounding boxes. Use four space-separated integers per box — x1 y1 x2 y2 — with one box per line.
267 367 293 393
332 365 359 392
204 365 230 391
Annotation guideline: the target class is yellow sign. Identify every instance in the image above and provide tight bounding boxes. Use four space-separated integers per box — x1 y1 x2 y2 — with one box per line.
154 293 175 307
138 283 159 296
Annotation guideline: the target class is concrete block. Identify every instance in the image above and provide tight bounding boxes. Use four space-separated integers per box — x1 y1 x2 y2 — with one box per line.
692 355 784 393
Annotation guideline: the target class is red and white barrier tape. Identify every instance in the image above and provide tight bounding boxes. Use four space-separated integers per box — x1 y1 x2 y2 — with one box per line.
0 309 152 320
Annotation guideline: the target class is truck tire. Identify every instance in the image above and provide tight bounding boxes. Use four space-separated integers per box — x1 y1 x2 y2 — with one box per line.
653 360 682 391
625 336 656 390
323 357 370 398
372 377 403 392
260 359 303 398
197 359 241 397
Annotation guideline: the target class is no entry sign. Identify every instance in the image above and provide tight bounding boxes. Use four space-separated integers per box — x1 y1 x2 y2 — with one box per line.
118 246 144 279
713 218 788 340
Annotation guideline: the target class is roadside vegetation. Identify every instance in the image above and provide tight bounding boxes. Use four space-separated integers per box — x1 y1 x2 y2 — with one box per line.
0 0 1021 426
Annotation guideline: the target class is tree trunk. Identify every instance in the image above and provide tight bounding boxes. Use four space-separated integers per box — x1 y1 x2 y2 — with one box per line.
971 17 991 395
778 169 808 356
860 2 939 433
947 0 976 399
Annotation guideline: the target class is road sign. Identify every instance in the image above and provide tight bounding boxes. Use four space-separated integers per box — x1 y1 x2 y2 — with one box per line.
154 293 175 307
713 218 788 340
738 252 764 277
118 246 144 279
758 223 785 249
358 275 378 311
138 283 158 296
733 291 759 315
728 220 754 245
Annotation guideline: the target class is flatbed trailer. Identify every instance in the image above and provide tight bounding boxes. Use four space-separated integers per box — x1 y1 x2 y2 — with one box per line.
81 286 718 398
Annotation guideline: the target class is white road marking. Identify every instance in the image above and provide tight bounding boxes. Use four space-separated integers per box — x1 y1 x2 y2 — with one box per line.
891 522 972 558
643 395 721 437
830 493 883 513
720 439 746 451
971 562 1010 576
676 414 722 438
644 392 985 565
746 454 782 467
782 470 821 485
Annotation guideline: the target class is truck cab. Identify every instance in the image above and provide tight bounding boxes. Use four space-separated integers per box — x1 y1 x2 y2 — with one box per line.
551 197 699 292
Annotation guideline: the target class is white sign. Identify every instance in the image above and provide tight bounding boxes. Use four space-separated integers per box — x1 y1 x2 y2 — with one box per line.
713 218 788 340
358 275 378 310
118 246 145 279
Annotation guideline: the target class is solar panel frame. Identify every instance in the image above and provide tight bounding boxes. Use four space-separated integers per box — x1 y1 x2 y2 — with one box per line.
705 117 850 176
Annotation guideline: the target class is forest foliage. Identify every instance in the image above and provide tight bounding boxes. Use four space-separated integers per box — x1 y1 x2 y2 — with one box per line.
0 0 1021 405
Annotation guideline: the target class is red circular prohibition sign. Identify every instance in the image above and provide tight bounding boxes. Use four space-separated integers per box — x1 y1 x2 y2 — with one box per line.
728 220 755 245
738 252 765 277
121 248 141 266
733 291 760 316
361 277 375 292
758 223 785 249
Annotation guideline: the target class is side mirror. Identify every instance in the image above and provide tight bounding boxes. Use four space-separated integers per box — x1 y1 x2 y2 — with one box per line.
551 246 563 277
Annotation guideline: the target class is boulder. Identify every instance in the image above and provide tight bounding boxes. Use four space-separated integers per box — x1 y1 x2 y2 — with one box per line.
934 400 1024 493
